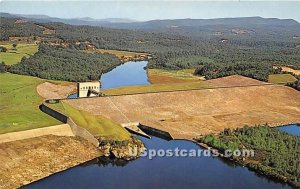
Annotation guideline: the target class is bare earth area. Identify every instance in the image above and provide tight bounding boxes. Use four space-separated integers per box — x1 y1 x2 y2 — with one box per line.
0 135 100 189
274 66 300 75
37 82 76 99
204 75 268 87
66 77 300 139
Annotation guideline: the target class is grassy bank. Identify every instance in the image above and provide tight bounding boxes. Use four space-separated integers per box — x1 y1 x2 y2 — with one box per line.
0 73 60 134
197 125 300 188
49 101 131 141
268 74 297 84
103 81 209 96
0 43 38 65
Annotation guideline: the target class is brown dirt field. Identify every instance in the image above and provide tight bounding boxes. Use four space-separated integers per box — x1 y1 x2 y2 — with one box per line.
204 75 267 87
37 82 76 99
0 135 100 189
66 84 300 140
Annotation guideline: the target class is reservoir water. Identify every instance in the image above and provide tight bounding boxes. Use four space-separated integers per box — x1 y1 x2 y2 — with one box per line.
100 61 149 89
36 61 295 189
68 61 149 98
26 135 291 189
277 124 300 136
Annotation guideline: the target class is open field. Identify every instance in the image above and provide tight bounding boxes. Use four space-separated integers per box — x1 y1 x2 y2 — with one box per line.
268 74 298 84
148 69 204 84
86 48 149 59
37 81 76 99
274 66 300 75
0 73 130 140
0 43 38 65
0 135 100 189
67 76 300 139
203 75 267 87
0 73 61 134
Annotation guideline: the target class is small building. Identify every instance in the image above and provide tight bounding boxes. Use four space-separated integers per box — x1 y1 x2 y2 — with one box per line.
77 81 101 98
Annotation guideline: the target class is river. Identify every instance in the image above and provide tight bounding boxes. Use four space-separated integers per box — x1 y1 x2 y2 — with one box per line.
29 61 297 189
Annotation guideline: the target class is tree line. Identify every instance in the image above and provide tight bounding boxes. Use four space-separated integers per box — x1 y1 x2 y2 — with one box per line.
197 125 300 188
9 44 121 81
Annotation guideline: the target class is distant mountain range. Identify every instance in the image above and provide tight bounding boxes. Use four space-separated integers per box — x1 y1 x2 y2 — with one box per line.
1 12 299 29
1 12 300 39
0 12 136 25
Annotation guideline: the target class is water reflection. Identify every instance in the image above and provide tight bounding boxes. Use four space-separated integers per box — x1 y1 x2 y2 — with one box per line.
81 157 130 168
25 135 291 189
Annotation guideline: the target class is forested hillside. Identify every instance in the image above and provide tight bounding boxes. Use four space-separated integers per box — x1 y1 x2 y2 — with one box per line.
1 16 300 81
9 44 120 81
0 17 42 40
39 20 300 78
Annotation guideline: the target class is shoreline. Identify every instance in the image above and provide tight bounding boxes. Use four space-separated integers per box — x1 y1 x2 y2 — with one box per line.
194 126 299 189
196 141 296 188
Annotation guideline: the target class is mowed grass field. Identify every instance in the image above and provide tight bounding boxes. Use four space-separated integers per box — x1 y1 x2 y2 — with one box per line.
0 73 129 139
268 74 297 84
103 81 209 96
148 69 204 84
0 43 38 65
56 101 131 140
0 73 61 134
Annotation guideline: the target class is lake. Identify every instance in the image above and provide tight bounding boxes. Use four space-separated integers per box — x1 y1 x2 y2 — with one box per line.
101 61 149 89
41 61 295 189
277 124 300 136
25 135 291 189
68 61 149 98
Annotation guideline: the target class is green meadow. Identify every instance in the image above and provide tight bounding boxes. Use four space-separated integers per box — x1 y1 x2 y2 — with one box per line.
268 74 298 84
0 73 60 134
0 43 38 65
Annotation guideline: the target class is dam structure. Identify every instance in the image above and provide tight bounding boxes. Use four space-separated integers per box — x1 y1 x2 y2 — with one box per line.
77 81 102 98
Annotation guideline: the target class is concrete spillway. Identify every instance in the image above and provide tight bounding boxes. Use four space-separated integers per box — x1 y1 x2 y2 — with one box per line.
121 122 151 139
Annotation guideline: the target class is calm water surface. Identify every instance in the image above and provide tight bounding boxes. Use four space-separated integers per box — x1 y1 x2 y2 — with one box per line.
277 124 300 136
68 61 149 98
25 136 291 189
100 61 149 89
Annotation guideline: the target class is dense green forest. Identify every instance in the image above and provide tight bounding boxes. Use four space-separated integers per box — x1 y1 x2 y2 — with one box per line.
1 17 300 82
9 44 120 81
197 125 300 188
194 61 276 81
0 18 43 40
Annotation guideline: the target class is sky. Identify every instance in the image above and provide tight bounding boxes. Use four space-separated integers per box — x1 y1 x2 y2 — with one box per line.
1 1 300 22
